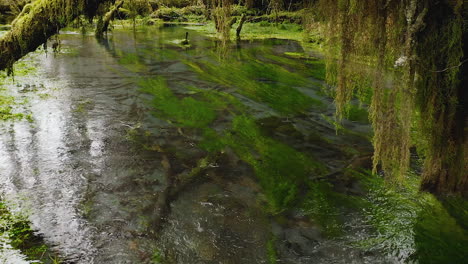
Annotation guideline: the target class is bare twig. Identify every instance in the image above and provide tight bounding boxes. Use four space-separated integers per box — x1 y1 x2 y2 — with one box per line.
430 58 468 73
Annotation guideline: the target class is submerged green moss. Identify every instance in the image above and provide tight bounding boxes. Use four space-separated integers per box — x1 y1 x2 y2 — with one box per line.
260 50 326 81
345 104 369 123
138 73 329 214
0 201 60 262
266 235 278 264
353 171 468 263
139 77 217 128
0 93 30 121
224 116 327 213
185 53 322 115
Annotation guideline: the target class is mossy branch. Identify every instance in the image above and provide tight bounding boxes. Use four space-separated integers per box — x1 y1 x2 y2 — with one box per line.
95 0 124 38
236 13 247 40
0 0 112 72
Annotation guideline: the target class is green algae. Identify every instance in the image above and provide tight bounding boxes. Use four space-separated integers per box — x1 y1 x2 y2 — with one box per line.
0 53 39 122
117 52 147 73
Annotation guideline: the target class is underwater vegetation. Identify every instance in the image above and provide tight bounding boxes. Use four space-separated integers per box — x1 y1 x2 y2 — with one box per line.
133 38 467 262
0 201 61 263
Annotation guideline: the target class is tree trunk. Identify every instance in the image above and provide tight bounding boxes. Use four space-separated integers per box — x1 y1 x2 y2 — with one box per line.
95 0 124 38
236 14 246 40
419 1 468 196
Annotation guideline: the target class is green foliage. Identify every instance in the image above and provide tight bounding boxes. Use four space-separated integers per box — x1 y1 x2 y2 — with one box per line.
231 4 257 16
156 0 194 8
186 20 305 42
123 0 152 18
152 6 205 22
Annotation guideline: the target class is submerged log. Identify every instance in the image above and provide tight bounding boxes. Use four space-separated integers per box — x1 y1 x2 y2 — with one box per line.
150 153 220 232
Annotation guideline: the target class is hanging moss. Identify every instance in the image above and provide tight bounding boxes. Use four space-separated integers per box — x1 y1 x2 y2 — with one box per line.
318 0 467 195
211 0 233 45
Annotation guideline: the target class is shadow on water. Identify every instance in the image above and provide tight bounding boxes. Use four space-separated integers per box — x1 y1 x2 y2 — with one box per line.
0 24 466 264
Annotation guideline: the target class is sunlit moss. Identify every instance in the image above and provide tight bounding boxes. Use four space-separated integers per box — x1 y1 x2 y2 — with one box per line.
185 54 322 115
258 49 326 81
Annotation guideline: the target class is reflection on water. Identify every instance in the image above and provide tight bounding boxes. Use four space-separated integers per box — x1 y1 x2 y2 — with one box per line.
0 25 465 264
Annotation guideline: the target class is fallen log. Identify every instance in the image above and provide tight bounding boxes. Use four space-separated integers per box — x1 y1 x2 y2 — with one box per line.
0 0 111 72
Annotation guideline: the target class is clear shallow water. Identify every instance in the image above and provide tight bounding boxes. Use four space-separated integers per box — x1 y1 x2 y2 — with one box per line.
0 25 465 264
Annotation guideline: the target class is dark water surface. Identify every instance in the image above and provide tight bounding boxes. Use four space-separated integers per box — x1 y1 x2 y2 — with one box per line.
1 25 465 264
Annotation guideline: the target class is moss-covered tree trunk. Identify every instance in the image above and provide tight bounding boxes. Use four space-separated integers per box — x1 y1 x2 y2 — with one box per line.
0 0 110 72
419 2 468 196
319 0 467 196
95 0 124 38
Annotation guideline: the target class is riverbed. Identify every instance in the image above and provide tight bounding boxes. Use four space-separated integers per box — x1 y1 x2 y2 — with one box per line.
0 24 465 264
